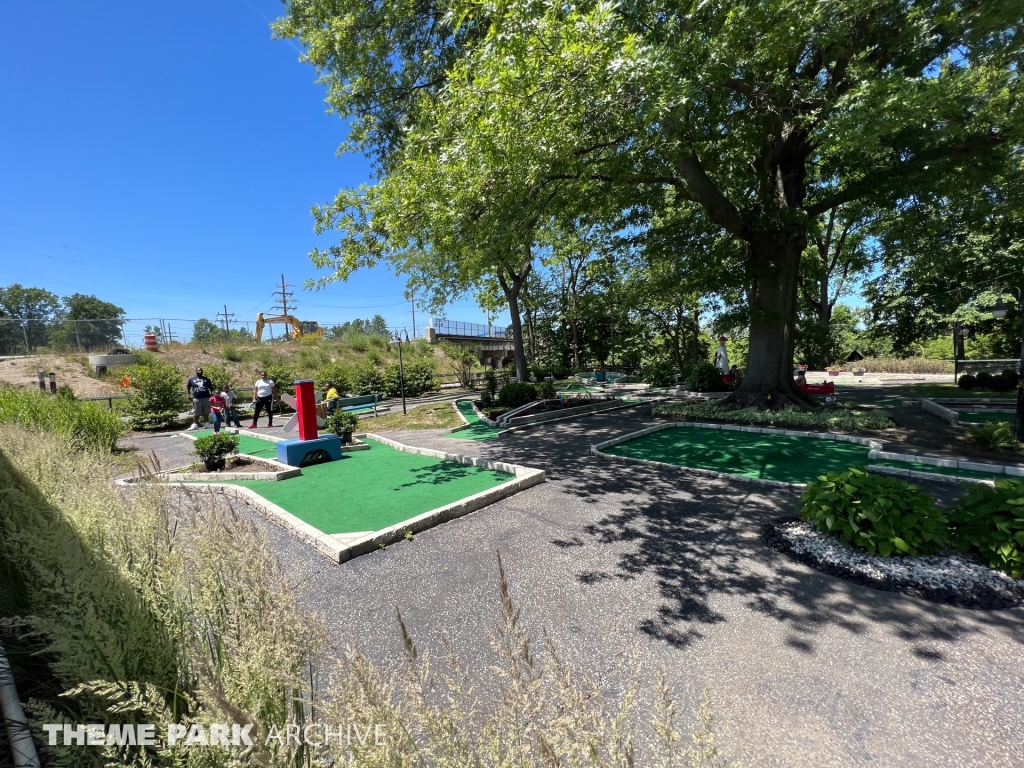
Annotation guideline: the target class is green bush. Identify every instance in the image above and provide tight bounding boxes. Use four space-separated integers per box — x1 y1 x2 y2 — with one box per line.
324 410 359 438
125 361 188 430
990 372 1018 392
261 363 294 395
801 467 949 557
958 374 978 390
498 382 538 408
315 363 352 396
200 362 235 391
948 478 1024 578
976 371 992 388
682 361 726 392
191 432 240 471
0 386 123 451
642 358 677 387
967 420 1016 451
481 369 499 406
403 360 437 397
353 362 385 395
652 402 894 432
537 381 557 399
221 344 243 362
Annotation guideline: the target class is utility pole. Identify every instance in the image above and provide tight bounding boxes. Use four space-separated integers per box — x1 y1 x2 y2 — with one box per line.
410 294 417 338
165 324 177 345
270 276 294 319
217 305 236 340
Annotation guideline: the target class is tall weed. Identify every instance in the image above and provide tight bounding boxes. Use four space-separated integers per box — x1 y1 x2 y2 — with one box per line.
0 385 123 450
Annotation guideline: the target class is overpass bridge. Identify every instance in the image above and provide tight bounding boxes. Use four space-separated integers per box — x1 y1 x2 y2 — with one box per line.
425 320 514 368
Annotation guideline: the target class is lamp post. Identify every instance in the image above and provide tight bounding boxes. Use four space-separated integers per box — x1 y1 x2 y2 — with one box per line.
391 330 409 415
990 290 1024 442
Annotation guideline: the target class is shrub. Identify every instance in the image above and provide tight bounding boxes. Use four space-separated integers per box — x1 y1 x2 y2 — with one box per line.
976 371 992 388
403 360 437 397
441 341 478 388
498 382 538 408
682 361 726 392
801 468 949 557
948 479 1024 578
989 372 1018 392
315 363 352 396
262 363 294 395
190 432 240 471
0 386 123 451
200 362 235 391
353 362 385 395
324 410 359 438
368 333 388 349
55 384 76 400
124 360 188 430
344 329 369 352
642 358 677 387
481 369 499 406
856 357 953 374
537 381 557 399
958 374 978 390
221 344 243 362
652 402 894 432
967 420 1016 451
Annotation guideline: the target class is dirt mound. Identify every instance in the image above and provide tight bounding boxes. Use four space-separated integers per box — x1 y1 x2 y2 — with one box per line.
0 355 119 398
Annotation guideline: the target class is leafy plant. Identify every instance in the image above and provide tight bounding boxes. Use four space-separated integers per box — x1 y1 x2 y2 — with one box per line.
498 382 538 408
403 360 437 396
353 362 385 395
958 374 978 390
441 340 478 388
124 360 188 430
967 420 1016 451
220 344 243 362
191 432 240 471
200 362 235 392
324 410 359 438
315 362 352 396
482 368 498 406
261 363 294 396
682 361 726 392
537 381 557 399
948 478 1024 578
800 468 949 557
642 357 677 387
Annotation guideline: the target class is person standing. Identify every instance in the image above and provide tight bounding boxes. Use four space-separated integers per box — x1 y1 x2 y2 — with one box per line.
208 390 227 434
714 336 730 374
186 367 213 431
249 370 278 428
221 386 242 428
323 381 340 416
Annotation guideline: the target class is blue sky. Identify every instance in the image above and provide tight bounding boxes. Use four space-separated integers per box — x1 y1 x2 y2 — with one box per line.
0 1 501 342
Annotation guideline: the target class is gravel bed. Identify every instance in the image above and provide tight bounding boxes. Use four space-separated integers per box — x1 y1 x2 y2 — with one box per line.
764 518 1024 610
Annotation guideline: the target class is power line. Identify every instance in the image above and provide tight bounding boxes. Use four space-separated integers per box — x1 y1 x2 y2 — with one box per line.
217 305 236 338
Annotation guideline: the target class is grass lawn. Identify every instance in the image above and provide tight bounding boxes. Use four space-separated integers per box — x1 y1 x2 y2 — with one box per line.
443 400 505 441
220 435 511 534
897 383 1016 399
363 400 463 431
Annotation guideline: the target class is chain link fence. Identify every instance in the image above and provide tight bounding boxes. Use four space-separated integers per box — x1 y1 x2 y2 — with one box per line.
0 318 429 355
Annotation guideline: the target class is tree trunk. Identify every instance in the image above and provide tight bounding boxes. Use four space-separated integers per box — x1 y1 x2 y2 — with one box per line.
497 258 532 383
953 321 966 360
727 234 810 408
819 276 832 367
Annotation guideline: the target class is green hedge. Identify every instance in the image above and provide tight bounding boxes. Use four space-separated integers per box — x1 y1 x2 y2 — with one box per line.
0 386 123 450
949 479 1024 578
652 402 893 432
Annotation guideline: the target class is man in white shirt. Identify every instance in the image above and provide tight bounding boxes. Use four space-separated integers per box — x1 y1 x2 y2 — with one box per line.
249 371 279 428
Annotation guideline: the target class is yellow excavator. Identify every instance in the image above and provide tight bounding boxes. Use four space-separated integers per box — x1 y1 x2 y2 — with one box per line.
255 312 323 342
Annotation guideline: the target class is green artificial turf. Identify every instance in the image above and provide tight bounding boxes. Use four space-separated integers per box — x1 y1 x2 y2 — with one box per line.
603 427 870 483
443 400 505 441
226 437 512 534
956 411 1017 424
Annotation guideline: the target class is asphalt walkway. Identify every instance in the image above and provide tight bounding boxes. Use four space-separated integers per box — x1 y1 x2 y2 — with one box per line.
128 407 1024 767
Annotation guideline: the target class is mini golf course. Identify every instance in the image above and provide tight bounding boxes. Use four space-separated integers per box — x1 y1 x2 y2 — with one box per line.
601 427 1010 484
956 410 1017 424
195 431 513 534
444 400 505 440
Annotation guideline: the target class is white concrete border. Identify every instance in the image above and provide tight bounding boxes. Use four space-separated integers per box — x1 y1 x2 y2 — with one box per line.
922 398 959 425
158 453 300 482
123 433 545 563
505 398 638 427
867 465 995 487
866 448 1024 478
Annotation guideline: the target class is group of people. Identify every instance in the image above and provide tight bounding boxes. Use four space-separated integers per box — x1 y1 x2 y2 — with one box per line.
186 368 279 433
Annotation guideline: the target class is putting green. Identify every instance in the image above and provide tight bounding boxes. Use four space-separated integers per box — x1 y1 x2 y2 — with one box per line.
212 435 511 534
956 411 1016 424
444 400 505 441
603 428 871 483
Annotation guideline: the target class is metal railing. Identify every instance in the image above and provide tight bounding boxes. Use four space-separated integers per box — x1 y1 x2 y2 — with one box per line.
433 320 507 339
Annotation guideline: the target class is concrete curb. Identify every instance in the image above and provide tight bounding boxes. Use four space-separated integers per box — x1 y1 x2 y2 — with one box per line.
505 398 633 427
121 434 545 564
867 465 996 487
864 448 1024 478
922 398 959 425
